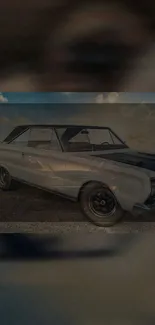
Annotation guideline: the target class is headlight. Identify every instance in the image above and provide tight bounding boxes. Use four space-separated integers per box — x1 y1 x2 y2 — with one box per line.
151 178 155 196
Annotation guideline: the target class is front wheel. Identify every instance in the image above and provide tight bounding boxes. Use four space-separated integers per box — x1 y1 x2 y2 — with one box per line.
0 167 13 190
79 182 124 227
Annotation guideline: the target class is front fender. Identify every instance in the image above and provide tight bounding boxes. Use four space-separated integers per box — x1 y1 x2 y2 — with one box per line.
105 171 151 211
47 157 151 212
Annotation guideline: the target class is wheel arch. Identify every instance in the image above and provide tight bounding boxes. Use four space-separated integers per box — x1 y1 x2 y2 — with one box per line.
77 180 109 201
0 164 10 173
0 165 13 190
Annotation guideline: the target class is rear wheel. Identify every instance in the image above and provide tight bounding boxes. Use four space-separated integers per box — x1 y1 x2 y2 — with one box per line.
79 182 124 227
0 167 13 190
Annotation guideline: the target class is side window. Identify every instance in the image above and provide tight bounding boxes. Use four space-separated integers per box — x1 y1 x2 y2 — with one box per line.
11 129 30 146
88 129 113 144
28 128 61 151
70 131 89 143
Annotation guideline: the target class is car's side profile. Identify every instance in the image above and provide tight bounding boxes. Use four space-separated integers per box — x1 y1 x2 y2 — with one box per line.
1 124 155 227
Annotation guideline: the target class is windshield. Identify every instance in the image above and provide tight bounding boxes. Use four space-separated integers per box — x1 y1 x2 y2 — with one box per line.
56 127 127 152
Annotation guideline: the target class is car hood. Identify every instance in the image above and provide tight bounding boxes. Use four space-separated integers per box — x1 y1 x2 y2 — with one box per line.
91 148 155 173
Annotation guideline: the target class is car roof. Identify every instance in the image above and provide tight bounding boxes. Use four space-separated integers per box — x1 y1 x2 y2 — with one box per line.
12 124 110 129
3 124 111 142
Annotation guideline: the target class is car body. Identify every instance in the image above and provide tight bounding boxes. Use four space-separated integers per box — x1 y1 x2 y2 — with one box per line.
0 124 155 226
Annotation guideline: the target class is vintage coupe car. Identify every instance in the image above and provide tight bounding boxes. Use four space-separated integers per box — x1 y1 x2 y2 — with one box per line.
1 124 155 227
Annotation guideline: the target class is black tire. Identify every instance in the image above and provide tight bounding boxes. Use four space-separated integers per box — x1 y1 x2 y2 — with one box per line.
79 182 124 227
0 167 13 190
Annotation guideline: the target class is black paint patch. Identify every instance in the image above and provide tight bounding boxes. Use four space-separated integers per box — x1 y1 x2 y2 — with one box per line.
92 152 155 171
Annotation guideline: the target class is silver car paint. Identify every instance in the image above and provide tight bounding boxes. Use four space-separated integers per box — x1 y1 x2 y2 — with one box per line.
0 142 154 212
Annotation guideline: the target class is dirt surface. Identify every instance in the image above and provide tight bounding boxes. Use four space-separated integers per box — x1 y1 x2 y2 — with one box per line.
0 184 83 222
0 183 155 233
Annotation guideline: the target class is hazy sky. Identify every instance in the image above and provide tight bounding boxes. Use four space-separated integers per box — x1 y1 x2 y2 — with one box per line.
1 92 155 104
1 91 155 122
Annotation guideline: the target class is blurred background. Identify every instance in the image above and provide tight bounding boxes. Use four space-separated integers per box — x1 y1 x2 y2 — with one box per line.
0 0 155 91
1 233 155 325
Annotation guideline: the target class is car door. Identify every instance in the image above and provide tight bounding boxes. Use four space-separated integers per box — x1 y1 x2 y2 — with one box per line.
21 127 67 192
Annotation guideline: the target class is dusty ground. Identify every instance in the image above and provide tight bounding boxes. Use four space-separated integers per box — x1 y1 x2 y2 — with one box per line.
0 184 83 222
0 184 155 233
